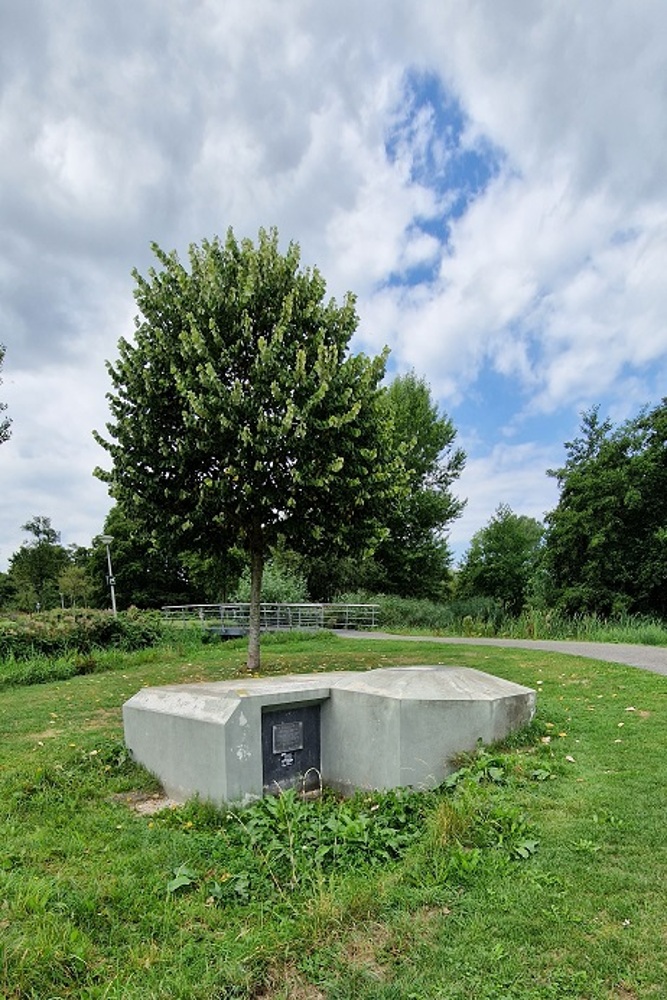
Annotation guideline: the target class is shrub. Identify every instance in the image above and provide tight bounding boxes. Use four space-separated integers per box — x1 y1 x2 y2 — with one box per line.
0 609 165 662
336 592 506 634
233 560 308 604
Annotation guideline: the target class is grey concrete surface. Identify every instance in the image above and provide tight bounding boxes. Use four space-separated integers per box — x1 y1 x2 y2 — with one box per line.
123 675 331 805
123 666 535 806
320 666 535 796
338 632 667 676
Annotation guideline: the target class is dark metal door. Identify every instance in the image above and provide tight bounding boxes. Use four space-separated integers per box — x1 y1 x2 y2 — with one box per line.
262 705 321 794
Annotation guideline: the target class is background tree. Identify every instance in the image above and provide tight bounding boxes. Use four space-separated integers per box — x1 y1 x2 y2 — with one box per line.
89 505 199 610
0 572 16 609
543 401 667 616
180 548 246 605
57 564 93 608
358 371 465 600
95 228 404 668
0 343 11 444
284 551 358 603
7 517 70 610
457 504 544 615
233 557 308 604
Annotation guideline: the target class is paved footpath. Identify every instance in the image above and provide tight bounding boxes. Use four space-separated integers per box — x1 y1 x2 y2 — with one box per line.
338 631 667 677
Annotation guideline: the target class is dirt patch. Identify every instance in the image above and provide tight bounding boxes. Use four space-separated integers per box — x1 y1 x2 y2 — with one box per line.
111 790 179 814
341 920 395 981
255 964 325 999
611 984 638 999
257 906 452 997
83 707 122 730
406 905 452 933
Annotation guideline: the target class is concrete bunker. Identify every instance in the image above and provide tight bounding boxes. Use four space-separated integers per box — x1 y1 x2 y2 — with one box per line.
122 666 536 806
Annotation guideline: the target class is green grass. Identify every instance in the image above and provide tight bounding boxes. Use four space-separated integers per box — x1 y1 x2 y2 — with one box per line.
1 633 666 998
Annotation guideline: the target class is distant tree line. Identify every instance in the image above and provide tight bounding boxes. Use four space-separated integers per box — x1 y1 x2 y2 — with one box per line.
455 399 667 619
0 516 97 612
0 364 465 615
3 399 666 627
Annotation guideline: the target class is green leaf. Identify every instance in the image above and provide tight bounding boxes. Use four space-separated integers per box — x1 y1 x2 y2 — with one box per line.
512 839 539 860
166 864 198 893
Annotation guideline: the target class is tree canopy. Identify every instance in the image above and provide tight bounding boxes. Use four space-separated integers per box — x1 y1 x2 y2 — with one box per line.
457 504 544 615
89 505 198 610
7 517 71 610
543 401 667 616
95 228 405 668
358 371 465 600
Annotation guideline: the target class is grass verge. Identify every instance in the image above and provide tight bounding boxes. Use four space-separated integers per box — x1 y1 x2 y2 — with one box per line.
1 634 666 998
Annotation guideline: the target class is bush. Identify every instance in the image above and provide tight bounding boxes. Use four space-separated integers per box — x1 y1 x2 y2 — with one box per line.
336 592 506 634
335 595 667 643
233 560 308 604
0 608 165 662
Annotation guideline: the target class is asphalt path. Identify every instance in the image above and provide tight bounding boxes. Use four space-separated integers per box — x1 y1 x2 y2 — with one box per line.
337 631 667 677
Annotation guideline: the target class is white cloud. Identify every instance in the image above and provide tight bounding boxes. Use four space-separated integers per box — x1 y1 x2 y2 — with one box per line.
0 361 113 566
358 1 667 412
450 441 561 562
2 0 667 574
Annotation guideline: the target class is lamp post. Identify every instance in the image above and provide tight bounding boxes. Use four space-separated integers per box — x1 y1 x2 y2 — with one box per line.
99 534 117 617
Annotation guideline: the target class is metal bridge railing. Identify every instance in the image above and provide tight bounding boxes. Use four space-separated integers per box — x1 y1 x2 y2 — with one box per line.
161 602 379 632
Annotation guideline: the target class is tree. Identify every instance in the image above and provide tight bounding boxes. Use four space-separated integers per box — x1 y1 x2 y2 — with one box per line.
284 550 358 603
543 401 667 616
233 557 308 604
0 344 10 444
7 516 70 610
457 504 544 615
89 505 199 610
358 371 466 600
87 504 244 609
94 228 404 669
180 548 246 605
0 572 16 609
57 565 93 608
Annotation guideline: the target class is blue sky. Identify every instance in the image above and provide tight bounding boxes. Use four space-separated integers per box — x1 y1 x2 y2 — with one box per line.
1 1 667 572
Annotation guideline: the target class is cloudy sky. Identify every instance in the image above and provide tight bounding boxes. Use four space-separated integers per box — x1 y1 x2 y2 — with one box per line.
2 0 667 573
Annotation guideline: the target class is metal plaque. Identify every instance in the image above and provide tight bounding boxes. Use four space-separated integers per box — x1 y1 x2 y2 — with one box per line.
272 721 303 754
262 705 321 795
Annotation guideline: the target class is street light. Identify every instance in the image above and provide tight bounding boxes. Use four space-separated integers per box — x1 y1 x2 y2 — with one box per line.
99 534 117 617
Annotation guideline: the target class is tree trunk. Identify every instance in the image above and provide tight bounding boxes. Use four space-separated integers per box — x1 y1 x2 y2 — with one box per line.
247 544 264 672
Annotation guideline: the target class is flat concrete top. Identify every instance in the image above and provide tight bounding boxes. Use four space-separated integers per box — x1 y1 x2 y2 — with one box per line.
125 666 534 715
330 665 534 700
124 686 240 724
170 675 336 698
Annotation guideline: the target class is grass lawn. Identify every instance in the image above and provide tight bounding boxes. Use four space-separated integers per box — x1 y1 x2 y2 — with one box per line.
1 632 666 999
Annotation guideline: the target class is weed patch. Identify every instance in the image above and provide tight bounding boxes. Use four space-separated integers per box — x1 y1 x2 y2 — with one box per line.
149 785 432 902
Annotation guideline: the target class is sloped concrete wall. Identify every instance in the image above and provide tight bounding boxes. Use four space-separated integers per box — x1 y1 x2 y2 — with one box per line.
123 666 535 806
122 685 238 803
321 667 535 795
321 687 400 795
123 677 331 804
